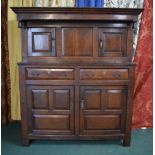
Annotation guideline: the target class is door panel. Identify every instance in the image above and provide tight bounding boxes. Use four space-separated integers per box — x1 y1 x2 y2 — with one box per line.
80 86 127 135
99 28 127 57
33 114 70 130
106 89 123 109
53 90 70 110
85 115 120 130
60 27 93 56
27 85 74 135
84 90 102 110
28 28 56 56
32 89 49 109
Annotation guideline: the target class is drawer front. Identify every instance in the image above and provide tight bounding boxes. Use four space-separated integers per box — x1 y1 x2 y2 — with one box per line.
26 68 75 80
80 69 128 80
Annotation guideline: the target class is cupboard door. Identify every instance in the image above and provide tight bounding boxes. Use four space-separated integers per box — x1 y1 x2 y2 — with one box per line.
27 85 74 135
99 28 127 57
80 86 127 135
28 28 56 56
58 27 93 56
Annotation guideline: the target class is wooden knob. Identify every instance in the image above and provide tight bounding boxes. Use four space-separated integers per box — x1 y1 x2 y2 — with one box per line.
112 72 121 78
47 71 51 74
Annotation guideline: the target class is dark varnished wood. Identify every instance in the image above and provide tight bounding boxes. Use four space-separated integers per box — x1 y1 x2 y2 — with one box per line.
12 7 142 146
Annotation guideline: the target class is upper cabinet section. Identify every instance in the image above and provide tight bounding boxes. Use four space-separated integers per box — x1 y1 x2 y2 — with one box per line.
12 7 143 64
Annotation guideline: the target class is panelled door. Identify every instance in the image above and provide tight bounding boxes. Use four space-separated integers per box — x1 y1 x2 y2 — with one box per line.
80 86 127 135
27 85 74 135
28 28 56 56
98 28 128 57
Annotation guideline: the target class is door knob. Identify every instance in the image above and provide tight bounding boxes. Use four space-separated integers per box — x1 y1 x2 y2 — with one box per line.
99 39 103 49
80 100 85 110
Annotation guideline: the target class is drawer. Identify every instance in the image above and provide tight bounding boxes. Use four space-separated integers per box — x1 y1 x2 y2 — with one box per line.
80 69 128 80
26 68 75 80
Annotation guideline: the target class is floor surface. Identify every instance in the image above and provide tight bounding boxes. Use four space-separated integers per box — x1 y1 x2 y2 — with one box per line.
2 122 153 155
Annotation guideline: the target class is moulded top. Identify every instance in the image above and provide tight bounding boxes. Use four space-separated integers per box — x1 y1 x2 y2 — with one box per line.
11 7 143 22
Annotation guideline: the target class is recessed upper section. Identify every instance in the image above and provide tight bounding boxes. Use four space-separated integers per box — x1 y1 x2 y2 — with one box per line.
11 7 143 22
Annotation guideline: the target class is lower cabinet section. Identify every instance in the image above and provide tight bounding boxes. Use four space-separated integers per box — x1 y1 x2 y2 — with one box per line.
20 65 132 146
26 85 127 137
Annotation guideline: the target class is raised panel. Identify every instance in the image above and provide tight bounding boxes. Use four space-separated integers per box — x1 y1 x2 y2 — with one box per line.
61 27 93 56
85 115 120 130
84 90 101 110
33 32 51 51
32 89 49 109
75 28 93 56
33 114 70 130
106 90 123 109
53 90 70 110
28 28 55 56
99 28 127 57
62 28 75 56
104 33 121 52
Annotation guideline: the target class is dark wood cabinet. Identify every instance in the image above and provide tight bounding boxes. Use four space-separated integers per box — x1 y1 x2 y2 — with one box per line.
12 7 143 146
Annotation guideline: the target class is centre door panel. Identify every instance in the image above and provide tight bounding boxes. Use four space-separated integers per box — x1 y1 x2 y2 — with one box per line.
57 27 94 57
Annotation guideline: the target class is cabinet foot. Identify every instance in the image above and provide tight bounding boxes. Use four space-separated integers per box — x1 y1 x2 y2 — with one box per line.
22 139 30 146
123 138 131 146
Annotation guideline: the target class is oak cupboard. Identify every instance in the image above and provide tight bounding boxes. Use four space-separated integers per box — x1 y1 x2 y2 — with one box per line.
12 7 143 146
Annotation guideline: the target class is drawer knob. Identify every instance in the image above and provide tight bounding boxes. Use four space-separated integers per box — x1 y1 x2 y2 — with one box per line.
86 74 94 79
31 72 40 76
47 71 51 74
112 72 121 78
61 73 67 77
102 71 106 75
80 100 85 110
